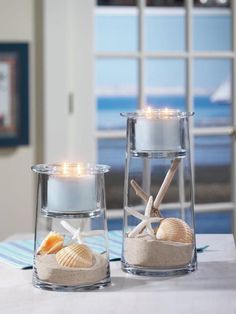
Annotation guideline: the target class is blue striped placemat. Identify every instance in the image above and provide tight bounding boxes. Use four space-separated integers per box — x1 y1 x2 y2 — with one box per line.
0 230 123 269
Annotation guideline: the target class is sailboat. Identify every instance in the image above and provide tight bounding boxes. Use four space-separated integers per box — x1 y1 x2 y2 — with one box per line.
210 79 231 103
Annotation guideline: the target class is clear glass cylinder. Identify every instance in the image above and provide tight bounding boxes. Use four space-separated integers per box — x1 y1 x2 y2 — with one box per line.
121 109 197 276
31 163 111 291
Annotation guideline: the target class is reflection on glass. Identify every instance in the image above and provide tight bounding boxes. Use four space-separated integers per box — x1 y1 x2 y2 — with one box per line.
98 139 126 209
96 59 138 130
96 10 138 52
145 9 185 51
195 136 231 203
145 59 186 110
193 10 231 51
194 59 231 127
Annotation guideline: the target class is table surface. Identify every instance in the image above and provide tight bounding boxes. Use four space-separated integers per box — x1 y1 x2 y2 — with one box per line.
0 234 236 314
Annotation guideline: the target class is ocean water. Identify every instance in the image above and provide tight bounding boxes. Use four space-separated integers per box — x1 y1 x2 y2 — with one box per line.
97 95 231 129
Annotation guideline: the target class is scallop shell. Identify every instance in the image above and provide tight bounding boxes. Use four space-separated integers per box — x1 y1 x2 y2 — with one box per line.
56 243 93 268
37 231 64 255
156 218 193 244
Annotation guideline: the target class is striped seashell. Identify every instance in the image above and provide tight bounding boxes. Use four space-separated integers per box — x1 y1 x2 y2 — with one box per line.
156 218 193 244
56 243 93 268
37 231 64 255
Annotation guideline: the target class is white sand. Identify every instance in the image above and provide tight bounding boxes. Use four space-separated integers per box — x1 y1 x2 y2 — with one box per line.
124 234 193 268
35 253 109 286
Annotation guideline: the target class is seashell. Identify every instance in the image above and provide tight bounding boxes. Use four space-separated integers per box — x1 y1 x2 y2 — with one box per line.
46 240 64 254
37 231 64 255
56 243 93 268
156 218 193 244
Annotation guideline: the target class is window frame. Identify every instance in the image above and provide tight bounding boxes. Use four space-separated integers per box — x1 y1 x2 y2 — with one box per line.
95 0 236 233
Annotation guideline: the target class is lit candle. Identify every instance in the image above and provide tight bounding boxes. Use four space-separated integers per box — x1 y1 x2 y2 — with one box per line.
135 107 181 151
47 163 96 213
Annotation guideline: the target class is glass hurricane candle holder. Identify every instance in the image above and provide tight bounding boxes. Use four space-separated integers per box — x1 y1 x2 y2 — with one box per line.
121 108 197 276
31 163 111 291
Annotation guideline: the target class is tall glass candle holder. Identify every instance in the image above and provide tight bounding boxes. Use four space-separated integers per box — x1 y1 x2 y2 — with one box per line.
121 108 197 276
31 163 111 291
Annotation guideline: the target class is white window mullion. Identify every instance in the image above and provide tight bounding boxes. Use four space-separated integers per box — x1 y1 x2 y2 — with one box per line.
193 126 235 136
96 130 125 139
96 51 235 58
96 126 236 138
231 0 236 237
186 0 194 114
138 0 145 110
138 0 151 194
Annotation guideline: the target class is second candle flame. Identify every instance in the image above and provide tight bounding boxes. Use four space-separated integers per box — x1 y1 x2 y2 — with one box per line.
62 163 83 176
63 163 69 175
77 164 82 176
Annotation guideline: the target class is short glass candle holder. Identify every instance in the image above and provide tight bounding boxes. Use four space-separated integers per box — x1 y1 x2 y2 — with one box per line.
121 109 197 276
31 163 111 291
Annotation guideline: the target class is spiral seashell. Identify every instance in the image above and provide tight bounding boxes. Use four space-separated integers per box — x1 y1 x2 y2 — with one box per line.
56 243 93 268
156 218 193 244
37 231 64 255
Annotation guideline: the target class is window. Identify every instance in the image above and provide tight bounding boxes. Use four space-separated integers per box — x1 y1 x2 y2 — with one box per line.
95 0 236 233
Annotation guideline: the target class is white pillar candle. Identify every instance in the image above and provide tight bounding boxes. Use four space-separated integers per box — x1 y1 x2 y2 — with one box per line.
47 164 96 213
135 108 181 151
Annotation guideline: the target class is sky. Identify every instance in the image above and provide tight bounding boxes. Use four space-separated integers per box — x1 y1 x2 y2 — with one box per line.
95 8 231 95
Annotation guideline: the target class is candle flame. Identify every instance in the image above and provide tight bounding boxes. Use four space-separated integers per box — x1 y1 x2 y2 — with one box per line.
63 162 69 175
162 107 171 119
77 164 82 176
144 106 153 119
146 106 152 114
143 106 174 120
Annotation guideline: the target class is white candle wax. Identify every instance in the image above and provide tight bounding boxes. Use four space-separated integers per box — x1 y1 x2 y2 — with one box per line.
135 111 181 151
47 174 96 213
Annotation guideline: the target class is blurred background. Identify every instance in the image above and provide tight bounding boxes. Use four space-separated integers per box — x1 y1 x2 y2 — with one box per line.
0 0 235 240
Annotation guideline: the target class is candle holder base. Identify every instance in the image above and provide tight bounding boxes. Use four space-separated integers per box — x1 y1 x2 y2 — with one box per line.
131 149 186 159
33 272 111 292
41 207 103 219
121 259 197 277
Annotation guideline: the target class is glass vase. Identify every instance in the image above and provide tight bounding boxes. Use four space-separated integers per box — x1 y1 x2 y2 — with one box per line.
121 109 197 276
31 163 111 291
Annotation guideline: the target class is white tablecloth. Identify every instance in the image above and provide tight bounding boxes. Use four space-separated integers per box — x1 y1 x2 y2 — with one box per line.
0 234 236 314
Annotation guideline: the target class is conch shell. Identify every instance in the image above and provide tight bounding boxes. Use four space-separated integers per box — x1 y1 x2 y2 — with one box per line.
56 243 93 268
156 218 193 244
37 231 64 255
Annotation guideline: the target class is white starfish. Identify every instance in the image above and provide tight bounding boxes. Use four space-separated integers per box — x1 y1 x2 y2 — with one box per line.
127 196 163 239
60 220 83 243
60 220 104 243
